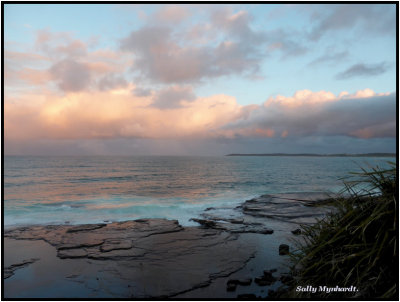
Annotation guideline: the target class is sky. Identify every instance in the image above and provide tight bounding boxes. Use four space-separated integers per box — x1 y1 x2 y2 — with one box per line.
4 3 397 156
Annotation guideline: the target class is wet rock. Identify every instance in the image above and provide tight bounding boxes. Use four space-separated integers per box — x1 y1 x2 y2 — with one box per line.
258 229 274 234
291 228 301 235
226 280 237 291
241 193 334 224
190 218 217 228
227 278 252 286
5 219 256 298
4 258 39 279
254 270 277 286
237 278 252 285
66 224 106 233
254 278 270 286
279 244 289 255
58 239 105 250
100 240 132 252
228 218 244 224
262 271 277 283
254 276 274 286
264 268 277 274
58 249 88 259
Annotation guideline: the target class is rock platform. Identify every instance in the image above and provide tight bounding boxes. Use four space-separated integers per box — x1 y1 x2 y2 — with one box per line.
4 192 334 298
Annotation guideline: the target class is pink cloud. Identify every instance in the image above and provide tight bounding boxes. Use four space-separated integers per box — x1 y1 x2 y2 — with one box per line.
5 88 395 142
7 29 132 94
154 5 190 23
4 88 246 140
19 68 52 85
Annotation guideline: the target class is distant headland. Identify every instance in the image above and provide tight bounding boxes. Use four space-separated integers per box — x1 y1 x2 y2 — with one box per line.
226 153 396 157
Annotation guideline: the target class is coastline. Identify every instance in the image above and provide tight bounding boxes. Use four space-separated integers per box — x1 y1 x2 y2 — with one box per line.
4 192 332 299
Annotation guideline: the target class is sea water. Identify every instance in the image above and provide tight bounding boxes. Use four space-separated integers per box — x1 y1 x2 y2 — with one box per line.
4 156 393 227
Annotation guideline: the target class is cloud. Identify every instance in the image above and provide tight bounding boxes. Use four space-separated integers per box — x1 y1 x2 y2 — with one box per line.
309 4 396 40
50 59 91 92
308 50 349 66
4 88 246 140
6 29 132 94
121 25 262 84
35 29 87 59
98 74 128 91
152 86 196 108
132 87 152 97
335 62 389 79
154 5 190 23
4 86 395 144
264 29 308 58
220 89 396 139
19 68 52 85
120 8 271 84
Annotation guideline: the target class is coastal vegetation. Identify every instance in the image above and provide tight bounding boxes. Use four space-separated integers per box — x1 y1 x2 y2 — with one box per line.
285 163 397 299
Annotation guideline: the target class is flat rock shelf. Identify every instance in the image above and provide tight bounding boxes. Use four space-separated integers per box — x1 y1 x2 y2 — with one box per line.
4 192 333 299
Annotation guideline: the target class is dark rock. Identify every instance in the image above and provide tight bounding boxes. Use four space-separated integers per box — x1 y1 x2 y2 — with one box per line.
237 278 252 285
262 271 277 283
228 218 244 224
254 276 273 286
259 229 274 234
237 294 256 299
291 228 301 235
190 218 216 228
264 268 277 273
227 279 238 285
226 281 237 291
279 244 289 255
204 207 215 211
134 219 149 223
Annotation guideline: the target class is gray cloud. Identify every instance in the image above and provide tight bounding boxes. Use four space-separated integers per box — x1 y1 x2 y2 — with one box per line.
50 59 91 92
121 24 264 84
98 74 128 91
152 86 195 108
132 87 152 97
310 4 396 40
221 93 396 139
308 50 349 66
335 62 389 79
121 8 307 84
264 29 309 59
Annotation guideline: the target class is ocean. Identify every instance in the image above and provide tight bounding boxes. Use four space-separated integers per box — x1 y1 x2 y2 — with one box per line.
4 155 393 227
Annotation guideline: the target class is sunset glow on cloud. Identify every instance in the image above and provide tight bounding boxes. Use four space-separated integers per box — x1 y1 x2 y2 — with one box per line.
4 4 397 155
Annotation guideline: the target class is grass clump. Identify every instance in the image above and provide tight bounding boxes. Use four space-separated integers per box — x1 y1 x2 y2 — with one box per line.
287 163 397 299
